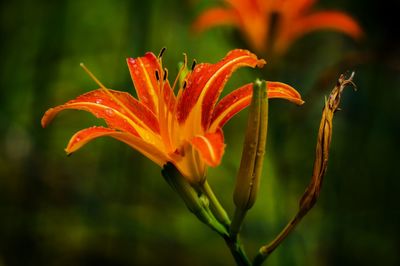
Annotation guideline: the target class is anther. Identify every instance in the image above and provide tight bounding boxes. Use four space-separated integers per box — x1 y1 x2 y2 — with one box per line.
155 70 160 81
191 59 197 71
163 68 168 81
183 80 187 89
158 47 167 58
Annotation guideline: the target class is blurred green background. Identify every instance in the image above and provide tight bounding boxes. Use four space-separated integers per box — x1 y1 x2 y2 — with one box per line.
1 0 399 265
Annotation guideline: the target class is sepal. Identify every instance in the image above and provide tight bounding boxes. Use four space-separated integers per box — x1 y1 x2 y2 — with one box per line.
162 162 228 236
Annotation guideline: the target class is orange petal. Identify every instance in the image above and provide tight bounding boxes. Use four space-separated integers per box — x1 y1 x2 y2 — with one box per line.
231 0 269 52
210 81 303 131
217 0 270 52
276 11 363 53
127 52 175 114
267 81 305 105
192 8 239 33
292 0 316 14
66 126 168 166
190 129 225 167
176 49 266 130
41 89 160 141
276 0 316 17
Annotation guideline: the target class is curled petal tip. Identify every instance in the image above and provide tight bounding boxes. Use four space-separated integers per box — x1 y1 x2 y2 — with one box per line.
266 81 304 106
296 99 305 106
257 59 267 68
290 97 304 106
40 118 47 128
64 149 73 156
41 108 55 128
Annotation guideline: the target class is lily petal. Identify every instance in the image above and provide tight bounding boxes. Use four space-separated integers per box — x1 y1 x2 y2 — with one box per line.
127 52 175 114
209 81 303 131
276 11 363 53
66 126 168 166
227 0 269 52
177 49 266 130
194 0 363 56
192 8 239 33
41 89 161 144
190 129 225 167
267 81 305 105
277 0 316 17
295 0 316 15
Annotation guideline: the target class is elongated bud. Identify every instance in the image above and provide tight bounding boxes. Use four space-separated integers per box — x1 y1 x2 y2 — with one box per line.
231 80 268 235
254 73 356 265
298 72 356 216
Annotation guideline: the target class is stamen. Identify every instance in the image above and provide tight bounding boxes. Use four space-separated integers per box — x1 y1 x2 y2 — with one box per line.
191 59 197 71
163 68 168 81
157 71 174 153
158 47 167 59
155 70 160 81
79 63 154 138
80 63 108 90
171 53 188 92
182 80 187 90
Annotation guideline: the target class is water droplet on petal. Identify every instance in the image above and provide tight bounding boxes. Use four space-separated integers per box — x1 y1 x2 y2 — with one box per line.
95 99 103 104
105 108 115 117
135 70 139 75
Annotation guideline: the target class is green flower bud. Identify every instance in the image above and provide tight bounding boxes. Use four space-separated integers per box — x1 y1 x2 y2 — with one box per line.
231 80 268 235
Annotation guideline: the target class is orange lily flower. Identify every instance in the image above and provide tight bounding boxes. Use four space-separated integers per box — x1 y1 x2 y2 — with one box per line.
41 49 303 183
193 0 363 55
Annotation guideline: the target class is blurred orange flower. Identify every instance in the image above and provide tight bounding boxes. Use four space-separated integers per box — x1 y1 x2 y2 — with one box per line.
42 49 303 183
193 0 363 55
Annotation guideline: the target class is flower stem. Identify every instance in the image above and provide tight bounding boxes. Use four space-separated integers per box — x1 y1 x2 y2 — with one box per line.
230 207 246 239
253 213 302 265
162 163 228 236
224 235 252 266
201 181 252 265
202 180 231 227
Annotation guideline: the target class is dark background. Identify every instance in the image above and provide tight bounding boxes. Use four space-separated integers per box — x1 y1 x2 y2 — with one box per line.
1 0 399 265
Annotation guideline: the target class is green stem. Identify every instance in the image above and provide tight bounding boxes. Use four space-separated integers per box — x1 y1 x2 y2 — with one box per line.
162 164 251 265
253 214 302 265
162 163 228 236
224 235 252 266
201 180 231 227
200 181 252 265
230 207 246 239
